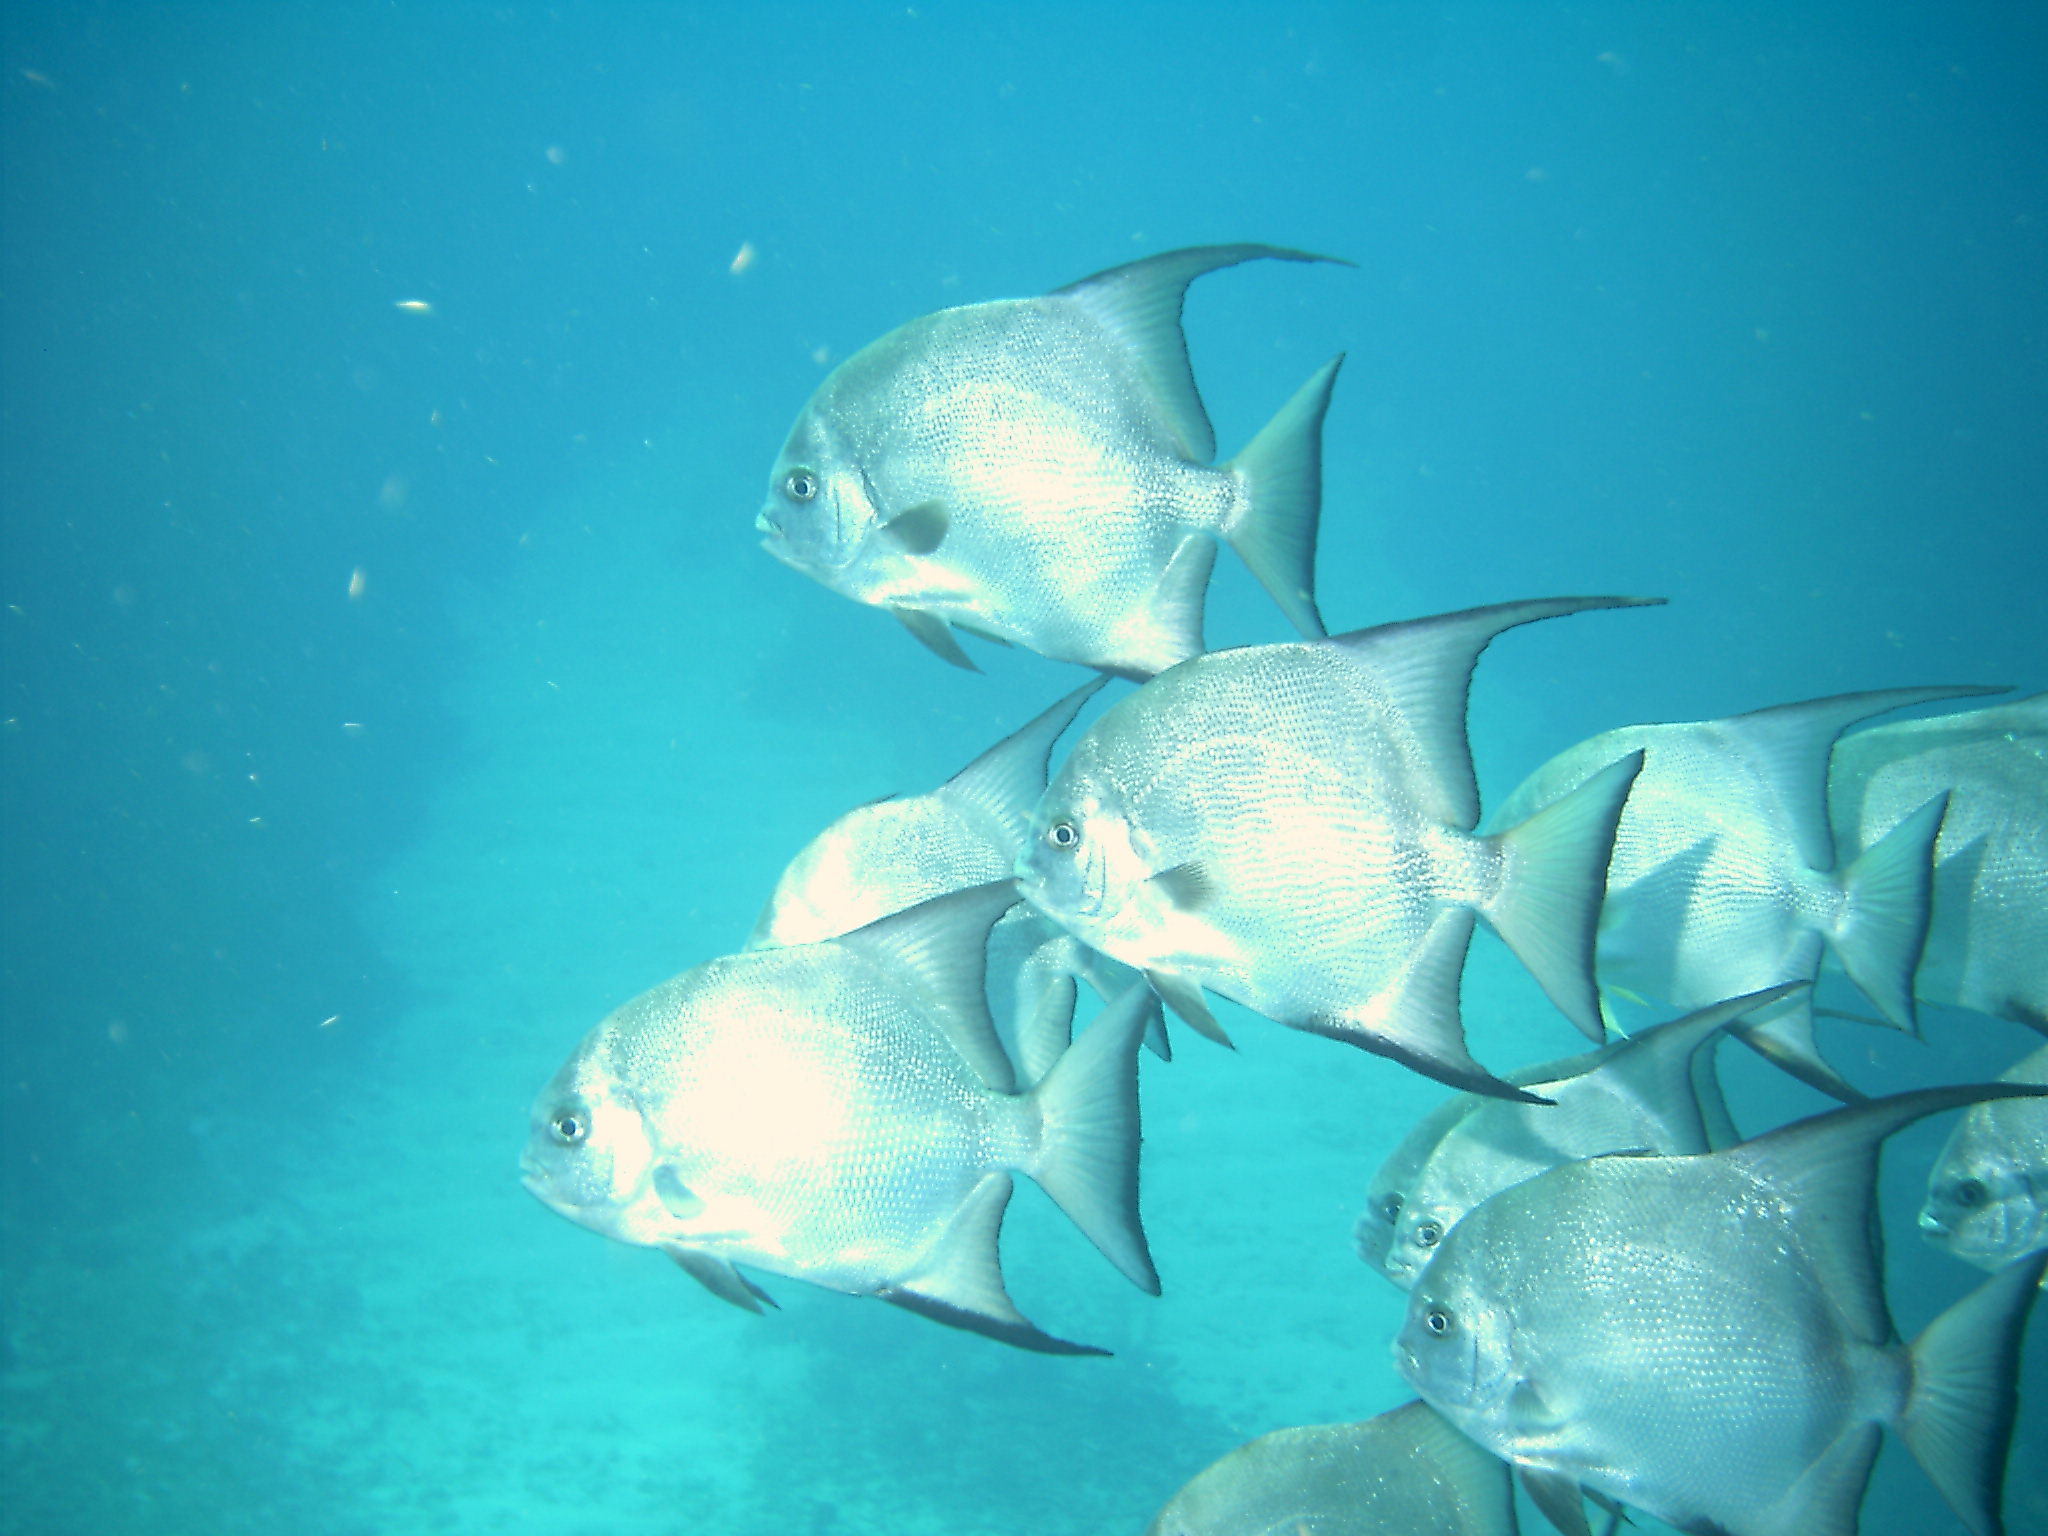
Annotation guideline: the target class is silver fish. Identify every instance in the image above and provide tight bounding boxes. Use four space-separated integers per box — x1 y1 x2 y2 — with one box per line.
1491 687 1999 1101
1018 597 1657 1098
1922 1041 2048 1273
1396 1083 2048 1536
756 245 1346 678
1144 1399 1517 1536
521 882 1159 1354
1356 1092 1486 1281
747 679 1157 1079
1376 985 1792 1291
1829 692 2048 1029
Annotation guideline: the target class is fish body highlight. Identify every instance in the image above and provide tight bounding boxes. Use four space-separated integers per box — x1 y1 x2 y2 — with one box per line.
522 884 1157 1354
1019 597 1657 1097
1830 692 2048 1030
1396 1083 2048 1536
757 245 1346 676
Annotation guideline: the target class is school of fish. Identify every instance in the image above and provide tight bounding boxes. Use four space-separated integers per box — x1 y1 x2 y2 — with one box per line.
519 246 2048 1535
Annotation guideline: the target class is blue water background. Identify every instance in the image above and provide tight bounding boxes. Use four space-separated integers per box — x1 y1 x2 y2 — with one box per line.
3 4 2043 1532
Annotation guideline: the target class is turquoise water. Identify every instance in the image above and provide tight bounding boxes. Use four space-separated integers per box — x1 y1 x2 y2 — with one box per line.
2 5 2042 1532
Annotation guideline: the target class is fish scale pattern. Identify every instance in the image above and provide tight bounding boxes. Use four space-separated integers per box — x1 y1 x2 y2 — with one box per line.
516 244 2047 1535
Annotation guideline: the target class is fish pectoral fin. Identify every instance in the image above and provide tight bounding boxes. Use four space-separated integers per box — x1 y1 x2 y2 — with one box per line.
883 1173 1107 1356
653 1163 706 1220
878 499 950 555
667 1249 777 1314
1516 1467 1595 1536
1507 1376 1568 1436
1145 968 1233 1048
1145 859 1215 911
889 606 980 671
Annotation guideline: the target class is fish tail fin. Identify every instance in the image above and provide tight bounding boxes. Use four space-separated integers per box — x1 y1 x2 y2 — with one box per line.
1900 1248 2048 1536
1027 984 1159 1295
1221 354 1343 640
1486 750 1644 1041
1834 790 1948 1033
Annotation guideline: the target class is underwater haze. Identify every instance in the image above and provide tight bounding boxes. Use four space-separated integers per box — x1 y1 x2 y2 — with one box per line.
3 4 2043 1534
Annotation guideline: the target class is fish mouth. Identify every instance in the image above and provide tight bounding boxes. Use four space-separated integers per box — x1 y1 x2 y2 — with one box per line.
519 1155 561 1206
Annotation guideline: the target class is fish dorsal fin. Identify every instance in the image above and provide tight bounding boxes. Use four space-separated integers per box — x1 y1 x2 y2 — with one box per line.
667 1249 778 1314
889 606 980 671
1331 597 1663 831
1052 243 1345 462
1597 984 1808 1151
939 679 1106 846
1712 686 2002 871
881 1172 1107 1356
1729 1084 2048 1347
835 880 1020 1094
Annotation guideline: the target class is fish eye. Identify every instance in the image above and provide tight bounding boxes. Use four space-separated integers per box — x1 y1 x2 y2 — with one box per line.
1046 821 1079 850
1380 1194 1403 1222
1424 1307 1454 1337
783 468 819 502
549 1107 588 1146
1953 1178 1989 1209
1416 1220 1443 1248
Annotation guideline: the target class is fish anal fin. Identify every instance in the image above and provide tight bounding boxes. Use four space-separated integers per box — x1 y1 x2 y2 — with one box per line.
1762 1421 1882 1536
1116 531 1213 678
883 1172 1107 1356
1147 968 1232 1047
889 606 980 671
1728 967 1869 1104
668 1249 777 1314
1304 908 1545 1101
